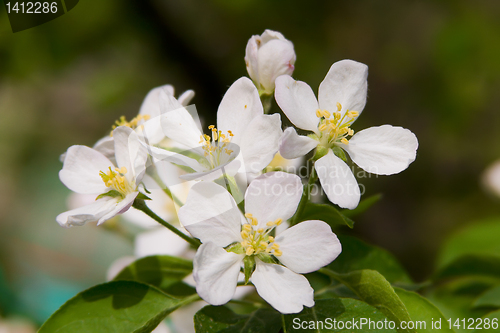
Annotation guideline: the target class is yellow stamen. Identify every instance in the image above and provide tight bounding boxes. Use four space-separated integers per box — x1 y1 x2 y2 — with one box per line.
341 138 349 145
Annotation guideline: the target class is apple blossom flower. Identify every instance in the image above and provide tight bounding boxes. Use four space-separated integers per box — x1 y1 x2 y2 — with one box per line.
56 126 147 227
245 30 296 95
275 59 418 209
91 85 195 162
144 77 282 184
178 172 341 313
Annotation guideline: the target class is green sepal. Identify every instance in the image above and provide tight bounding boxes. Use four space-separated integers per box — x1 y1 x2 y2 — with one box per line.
243 256 256 284
225 242 244 255
312 145 329 161
257 253 280 264
136 192 152 200
332 146 347 162
95 190 122 201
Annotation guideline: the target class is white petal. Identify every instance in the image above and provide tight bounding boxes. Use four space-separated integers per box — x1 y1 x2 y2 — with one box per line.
275 220 342 273
318 60 368 118
279 127 318 159
160 92 203 149
56 197 118 227
217 77 263 145
179 182 244 247
178 90 195 106
244 172 302 229
93 136 116 164
315 150 360 209
250 260 314 314
97 192 138 225
245 36 260 85
59 145 113 194
113 126 147 183
239 114 282 173
193 242 243 305
139 84 174 119
143 143 204 173
256 39 295 94
274 75 319 133
343 125 418 175
482 160 500 198
134 228 190 258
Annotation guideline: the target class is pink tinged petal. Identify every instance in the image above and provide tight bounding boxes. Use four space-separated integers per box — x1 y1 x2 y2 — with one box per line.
178 90 195 106
315 150 360 209
343 125 418 175
274 75 320 133
244 172 302 229
217 77 263 145
275 220 342 274
193 242 243 305
245 36 261 87
179 182 244 247
139 84 175 119
97 192 138 225
318 59 368 118
250 260 314 314
113 126 147 183
59 145 113 194
56 197 118 228
279 127 318 159
160 92 203 149
239 114 283 173
257 39 296 94
134 228 190 258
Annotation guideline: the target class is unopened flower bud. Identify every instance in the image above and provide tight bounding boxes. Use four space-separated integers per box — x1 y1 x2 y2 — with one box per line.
245 29 296 95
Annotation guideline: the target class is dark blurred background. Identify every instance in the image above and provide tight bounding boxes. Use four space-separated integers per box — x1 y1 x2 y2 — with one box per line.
1 0 500 327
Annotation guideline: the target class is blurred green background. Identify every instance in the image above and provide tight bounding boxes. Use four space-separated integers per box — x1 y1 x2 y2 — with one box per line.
1 0 500 327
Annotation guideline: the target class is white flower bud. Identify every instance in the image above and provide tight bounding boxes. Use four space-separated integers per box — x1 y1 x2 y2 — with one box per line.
245 29 296 95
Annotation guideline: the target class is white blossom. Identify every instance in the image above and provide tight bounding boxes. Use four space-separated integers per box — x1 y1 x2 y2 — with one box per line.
179 172 341 313
275 59 418 209
245 30 296 95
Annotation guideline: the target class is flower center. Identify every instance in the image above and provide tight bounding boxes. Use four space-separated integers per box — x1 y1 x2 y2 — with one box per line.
99 166 134 197
199 125 235 169
110 114 151 136
316 102 358 147
240 213 283 257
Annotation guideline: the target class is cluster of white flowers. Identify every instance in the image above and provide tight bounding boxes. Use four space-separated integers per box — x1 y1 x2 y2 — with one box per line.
57 29 418 316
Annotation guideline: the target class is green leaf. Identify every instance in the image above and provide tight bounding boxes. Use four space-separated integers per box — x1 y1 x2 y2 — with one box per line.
284 297 397 332
327 235 412 284
39 281 198 333
434 254 500 281
473 284 500 308
298 202 354 229
321 268 415 333
113 255 193 294
342 194 383 218
136 192 152 200
437 217 500 269
194 305 282 333
395 287 455 333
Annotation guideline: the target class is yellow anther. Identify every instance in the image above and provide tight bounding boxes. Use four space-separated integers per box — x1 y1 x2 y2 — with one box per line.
268 236 274 242
341 138 349 145
241 241 250 247
322 110 331 118
251 218 258 226
336 102 342 111
316 109 322 118
274 218 282 225
243 224 252 232
246 247 255 255
334 112 341 120
260 241 268 248
266 221 274 227
257 228 264 233
208 125 215 129
241 230 249 238
118 167 127 174
347 111 359 118
274 250 282 257
271 243 280 250
347 128 354 136
318 123 328 131
244 213 253 218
